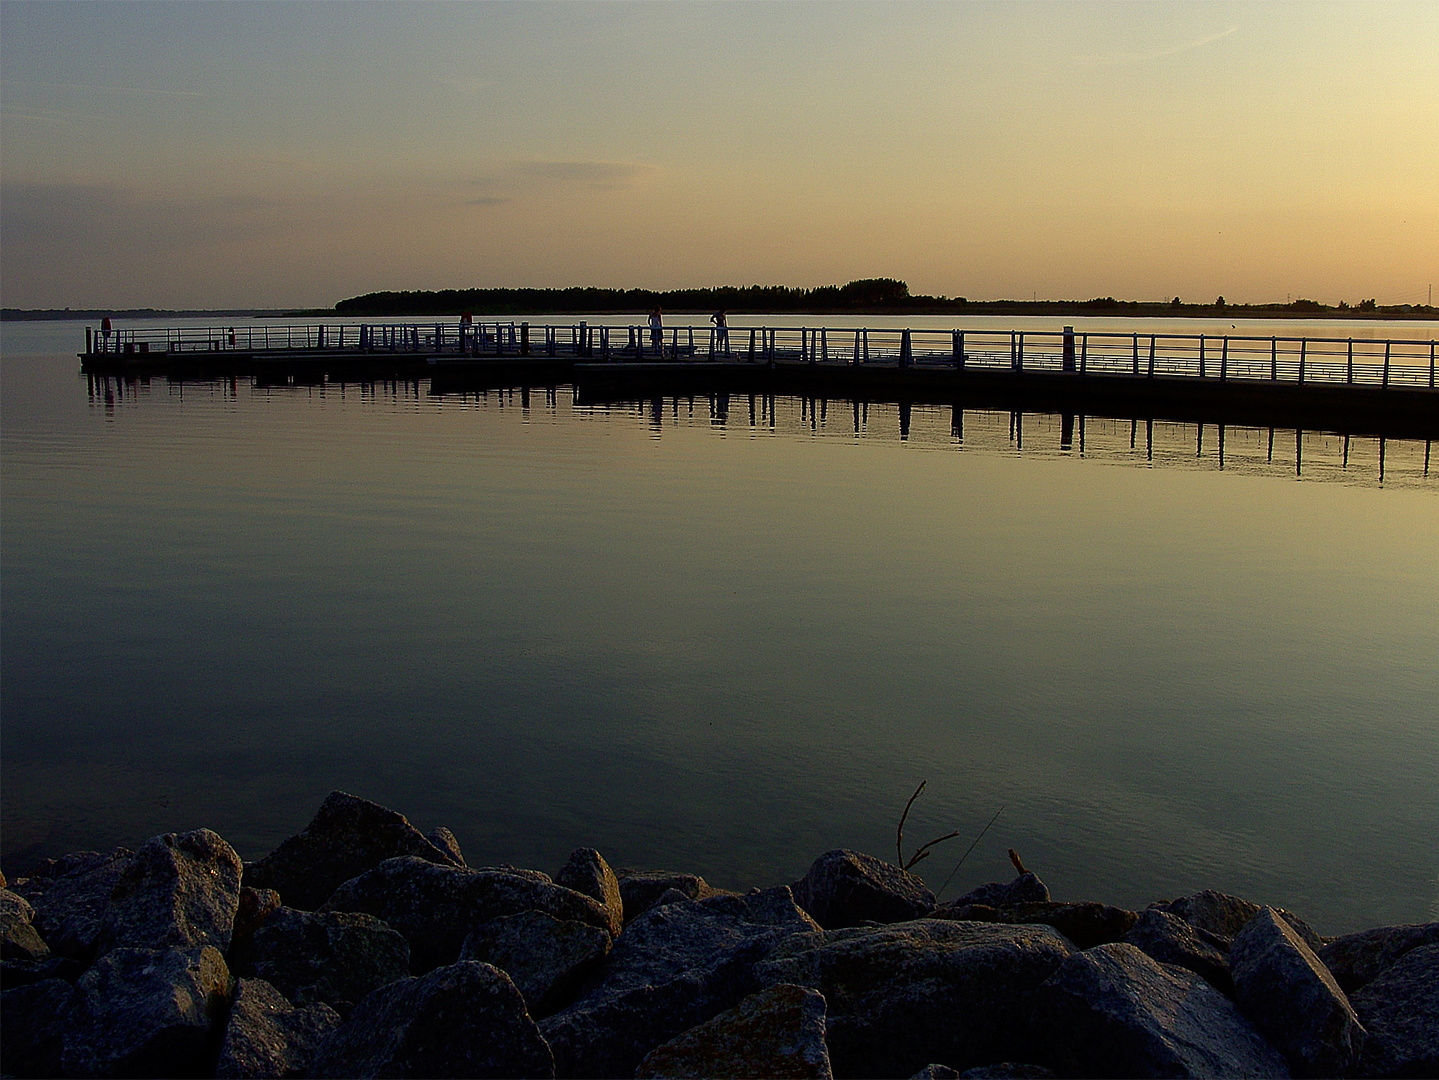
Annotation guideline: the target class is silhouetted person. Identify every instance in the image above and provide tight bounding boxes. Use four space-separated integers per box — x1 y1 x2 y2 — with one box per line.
649 307 664 357
711 309 729 355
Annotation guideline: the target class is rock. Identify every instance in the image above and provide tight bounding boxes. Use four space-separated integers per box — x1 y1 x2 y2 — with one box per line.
1230 906 1364 1077
617 869 721 924
950 872 1051 908
228 886 283 966
1 978 79 1078
215 977 342 1079
754 918 1073 1078
556 848 624 939
790 849 934 930
1 953 85 990
321 856 611 974
1123 907 1235 996
934 900 1137 950
957 1066 1055 1079
911 1067 962 1080
425 826 466 867
8 848 131 963
1350 943 1439 1078
1 887 51 963
234 906 411 1016
541 886 820 1079
636 982 832 1079
1319 922 1439 994
1155 890 1323 951
1034 941 1289 1078
96 828 243 957
243 791 462 911
310 960 554 1079
460 909 611 1018
62 945 235 1078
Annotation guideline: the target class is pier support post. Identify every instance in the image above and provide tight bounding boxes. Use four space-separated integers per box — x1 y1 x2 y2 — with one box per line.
1147 336 1156 378
953 330 964 369
86 326 92 354
1299 340 1306 384
1062 325 1075 372
1383 341 1391 388
1220 337 1228 381
1199 335 1205 378
521 323 530 356
1347 339 1354 384
1271 337 1278 381
900 329 913 368
1080 334 1088 374
749 328 757 363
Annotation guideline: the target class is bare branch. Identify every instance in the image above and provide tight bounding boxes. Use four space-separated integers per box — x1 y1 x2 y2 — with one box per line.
904 828 962 870
896 779 926 868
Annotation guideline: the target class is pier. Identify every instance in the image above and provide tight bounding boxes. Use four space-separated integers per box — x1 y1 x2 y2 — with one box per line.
80 320 1439 439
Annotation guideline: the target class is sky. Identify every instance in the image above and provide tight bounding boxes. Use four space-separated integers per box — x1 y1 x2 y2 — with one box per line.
2 1 1436 310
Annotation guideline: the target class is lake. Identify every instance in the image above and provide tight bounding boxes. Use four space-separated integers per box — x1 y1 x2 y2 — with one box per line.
2 314 1436 935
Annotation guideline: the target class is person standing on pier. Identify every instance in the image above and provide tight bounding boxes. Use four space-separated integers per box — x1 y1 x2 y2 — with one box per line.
711 309 729 356
649 307 664 357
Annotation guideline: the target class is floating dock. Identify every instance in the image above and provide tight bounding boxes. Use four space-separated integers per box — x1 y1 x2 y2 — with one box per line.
80 320 1439 439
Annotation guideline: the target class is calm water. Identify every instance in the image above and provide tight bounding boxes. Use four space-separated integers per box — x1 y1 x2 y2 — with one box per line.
3 317 1436 934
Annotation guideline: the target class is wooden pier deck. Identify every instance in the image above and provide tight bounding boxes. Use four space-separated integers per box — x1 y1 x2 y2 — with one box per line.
80 320 1439 439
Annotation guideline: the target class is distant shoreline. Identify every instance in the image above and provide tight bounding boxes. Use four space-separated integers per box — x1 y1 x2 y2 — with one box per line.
5 300 1436 323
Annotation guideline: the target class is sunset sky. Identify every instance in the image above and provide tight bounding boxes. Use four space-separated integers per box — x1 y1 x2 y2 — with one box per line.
2 1 1436 310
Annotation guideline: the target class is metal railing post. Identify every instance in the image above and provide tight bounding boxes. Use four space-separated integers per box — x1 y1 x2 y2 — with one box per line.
1299 340 1306 384
1147 336 1155 378
1220 337 1227 381
1383 341 1391 388
1347 339 1354 384
1271 337 1277 381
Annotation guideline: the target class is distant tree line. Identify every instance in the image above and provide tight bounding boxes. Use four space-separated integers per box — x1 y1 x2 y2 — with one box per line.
330 283 1436 320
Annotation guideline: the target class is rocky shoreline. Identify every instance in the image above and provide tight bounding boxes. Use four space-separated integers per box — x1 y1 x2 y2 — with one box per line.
2 791 1434 1079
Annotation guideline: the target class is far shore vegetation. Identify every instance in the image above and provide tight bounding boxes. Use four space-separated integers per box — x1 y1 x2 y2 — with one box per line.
4 280 1435 321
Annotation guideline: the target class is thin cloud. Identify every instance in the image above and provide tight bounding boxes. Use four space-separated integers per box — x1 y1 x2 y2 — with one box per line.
1 77 204 98
514 161 654 190
1076 26 1238 70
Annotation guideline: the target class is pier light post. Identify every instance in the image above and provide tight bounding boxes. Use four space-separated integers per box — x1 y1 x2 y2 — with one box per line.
1062 326 1076 372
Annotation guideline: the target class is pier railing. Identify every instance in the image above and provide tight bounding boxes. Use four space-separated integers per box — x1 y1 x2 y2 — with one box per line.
84 322 1438 390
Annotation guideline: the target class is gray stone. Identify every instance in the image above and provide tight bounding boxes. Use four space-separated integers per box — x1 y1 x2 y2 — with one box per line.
460 909 611 1018
1124 906 1235 996
243 791 462 911
215 977 341 1079
754 917 1074 1078
934 899 1137 950
425 826 466 867
1231 906 1364 1077
8 849 131 963
321 856 611 974
62 945 235 1079
950 872 1051 908
957 1066 1055 1079
790 849 935 930
911 1067 962 1080
1034 941 1289 1078
1156 890 1323 951
310 960 554 1079
1 887 50 963
1350 943 1439 1079
541 886 820 1079
1 953 85 990
1 978 78 1078
96 829 243 957
617 869 721 924
636 982 832 1079
228 886 283 967
556 848 624 939
1319 922 1439 994
234 906 411 1016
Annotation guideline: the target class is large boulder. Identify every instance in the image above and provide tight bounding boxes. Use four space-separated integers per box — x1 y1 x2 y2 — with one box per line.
1155 891 1322 951
754 918 1074 1078
541 886 820 1079
790 849 934 930
243 791 462 911
949 873 1051 908
1123 907 1234 996
425 826 466 867
8 849 132 963
1319 922 1439 994
321 857 610 974
1 887 50 963
1 978 79 1078
934 900 1137 950
636 982 833 1079
215 977 342 1079
233 906 411 1015
556 848 624 938
310 960 554 1079
1033 941 1289 1078
460 909 612 1018
1350 943 1439 1079
95 829 243 957
617 869 722 924
1230 906 1365 1077
62 945 235 1078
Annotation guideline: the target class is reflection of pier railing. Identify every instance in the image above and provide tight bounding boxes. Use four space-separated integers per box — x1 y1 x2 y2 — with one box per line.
81 321 1438 389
